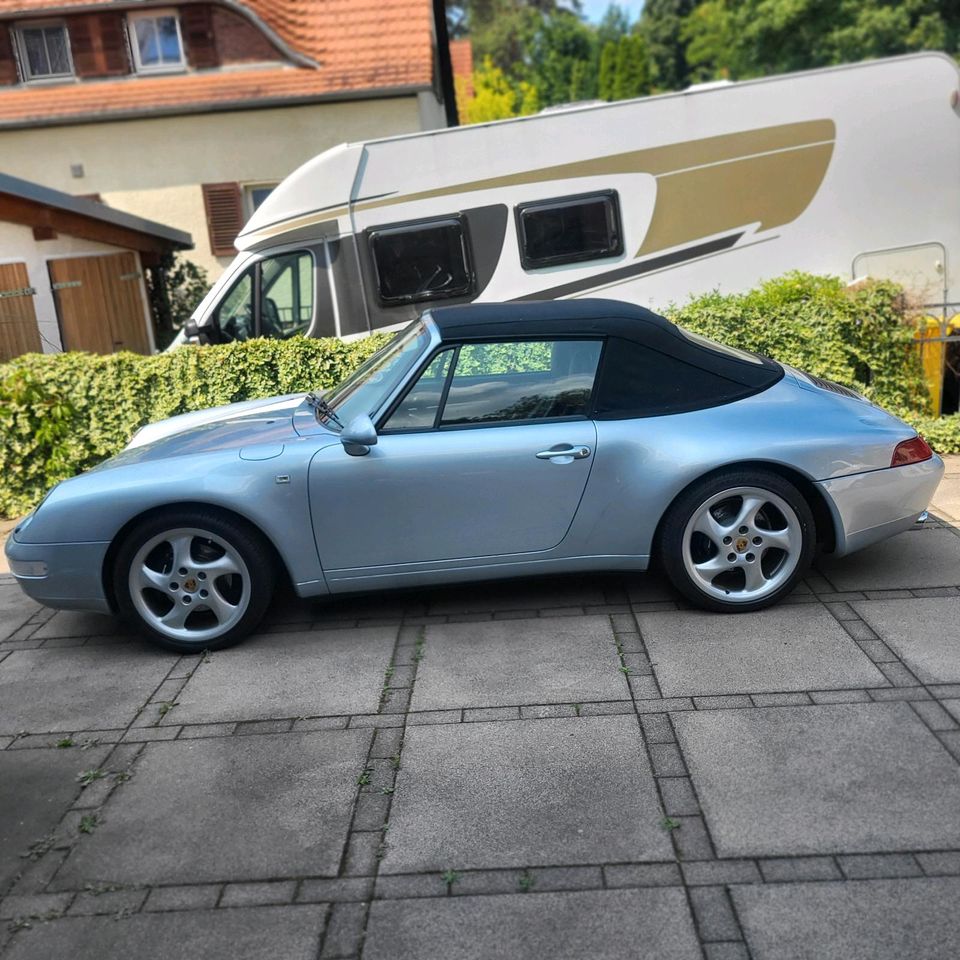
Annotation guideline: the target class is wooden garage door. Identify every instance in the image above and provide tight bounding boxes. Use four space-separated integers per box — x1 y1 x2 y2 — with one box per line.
0 262 42 362
49 252 152 355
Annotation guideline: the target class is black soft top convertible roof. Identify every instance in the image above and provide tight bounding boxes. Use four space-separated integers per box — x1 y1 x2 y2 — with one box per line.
426 299 781 394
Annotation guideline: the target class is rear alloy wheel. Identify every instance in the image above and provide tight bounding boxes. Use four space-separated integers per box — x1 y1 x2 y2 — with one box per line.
660 471 815 612
114 511 274 652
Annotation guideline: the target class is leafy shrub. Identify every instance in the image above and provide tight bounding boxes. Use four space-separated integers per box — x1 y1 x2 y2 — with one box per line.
0 334 388 518
1 271 957 519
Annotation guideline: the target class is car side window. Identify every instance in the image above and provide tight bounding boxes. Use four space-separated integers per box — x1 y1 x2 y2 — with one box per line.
382 349 456 431
439 340 602 426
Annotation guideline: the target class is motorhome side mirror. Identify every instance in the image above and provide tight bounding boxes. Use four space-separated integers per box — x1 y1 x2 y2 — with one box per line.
182 319 201 341
340 415 378 457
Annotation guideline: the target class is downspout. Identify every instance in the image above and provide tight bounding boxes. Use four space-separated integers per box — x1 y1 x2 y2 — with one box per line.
432 0 459 128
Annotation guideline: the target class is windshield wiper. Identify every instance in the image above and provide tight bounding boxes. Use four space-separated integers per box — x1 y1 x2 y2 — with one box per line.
306 391 344 429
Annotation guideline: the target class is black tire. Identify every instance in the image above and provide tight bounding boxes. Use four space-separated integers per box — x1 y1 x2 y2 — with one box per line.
658 469 815 613
113 508 275 652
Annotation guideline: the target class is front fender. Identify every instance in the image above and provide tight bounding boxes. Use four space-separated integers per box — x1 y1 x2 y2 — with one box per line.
17 436 336 591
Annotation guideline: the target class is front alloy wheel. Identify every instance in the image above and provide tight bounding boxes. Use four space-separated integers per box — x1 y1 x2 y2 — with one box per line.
660 470 815 612
115 511 274 651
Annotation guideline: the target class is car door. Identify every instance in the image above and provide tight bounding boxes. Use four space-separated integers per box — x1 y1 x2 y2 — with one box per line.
309 338 603 572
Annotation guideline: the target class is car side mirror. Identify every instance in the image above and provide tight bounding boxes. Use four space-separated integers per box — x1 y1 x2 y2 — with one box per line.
340 415 378 457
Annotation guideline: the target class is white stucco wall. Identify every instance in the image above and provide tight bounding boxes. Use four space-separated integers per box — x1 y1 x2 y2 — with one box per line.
0 222 149 353
0 95 431 280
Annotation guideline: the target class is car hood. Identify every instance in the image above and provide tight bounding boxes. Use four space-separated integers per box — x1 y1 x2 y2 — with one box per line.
104 394 314 467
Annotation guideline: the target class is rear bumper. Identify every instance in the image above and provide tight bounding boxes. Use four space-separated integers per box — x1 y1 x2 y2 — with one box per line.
817 455 945 557
3 535 112 613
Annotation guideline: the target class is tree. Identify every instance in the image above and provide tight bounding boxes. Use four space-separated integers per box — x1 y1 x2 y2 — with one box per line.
598 40 617 99
681 0 960 83
459 56 540 122
528 8 599 105
146 253 211 350
612 33 651 99
638 0 698 90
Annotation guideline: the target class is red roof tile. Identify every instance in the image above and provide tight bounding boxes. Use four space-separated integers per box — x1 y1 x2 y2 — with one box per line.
0 0 435 126
449 37 473 99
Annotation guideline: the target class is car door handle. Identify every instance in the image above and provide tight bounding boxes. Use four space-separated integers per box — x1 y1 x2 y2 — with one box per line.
536 445 591 460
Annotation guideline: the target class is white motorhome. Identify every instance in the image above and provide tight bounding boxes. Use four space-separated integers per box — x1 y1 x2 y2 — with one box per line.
187 51 960 401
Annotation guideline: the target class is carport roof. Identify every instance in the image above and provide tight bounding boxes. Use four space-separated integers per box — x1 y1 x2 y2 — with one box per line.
0 172 193 252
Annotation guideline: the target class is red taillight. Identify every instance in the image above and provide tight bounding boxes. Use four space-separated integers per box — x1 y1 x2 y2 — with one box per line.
891 436 933 467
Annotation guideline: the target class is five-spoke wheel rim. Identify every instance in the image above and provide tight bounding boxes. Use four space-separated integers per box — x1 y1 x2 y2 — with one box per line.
128 527 251 642
681 486 802 603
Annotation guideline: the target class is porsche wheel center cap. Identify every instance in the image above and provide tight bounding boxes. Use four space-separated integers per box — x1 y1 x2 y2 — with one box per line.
735 538 749 553
183 577 198 593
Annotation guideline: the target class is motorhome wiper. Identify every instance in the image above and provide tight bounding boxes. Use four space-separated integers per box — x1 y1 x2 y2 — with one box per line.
306 391 344 428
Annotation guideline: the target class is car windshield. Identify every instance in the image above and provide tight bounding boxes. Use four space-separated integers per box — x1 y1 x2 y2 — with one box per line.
324 320 432 427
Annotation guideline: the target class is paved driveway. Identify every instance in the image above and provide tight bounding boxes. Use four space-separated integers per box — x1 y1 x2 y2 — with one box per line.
1 460 959 959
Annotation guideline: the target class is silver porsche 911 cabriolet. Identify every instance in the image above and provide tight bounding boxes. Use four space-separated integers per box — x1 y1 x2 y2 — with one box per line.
5 300 944 651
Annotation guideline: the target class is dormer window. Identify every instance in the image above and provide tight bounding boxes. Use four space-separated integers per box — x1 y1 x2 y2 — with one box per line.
15 22 73 80
128 10 185 73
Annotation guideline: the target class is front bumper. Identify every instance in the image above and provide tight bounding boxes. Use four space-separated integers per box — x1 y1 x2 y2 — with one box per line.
4 533 112 613
817 455 945 557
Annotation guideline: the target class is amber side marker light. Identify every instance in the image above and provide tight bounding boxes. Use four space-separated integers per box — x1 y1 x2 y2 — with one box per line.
891 436 933 467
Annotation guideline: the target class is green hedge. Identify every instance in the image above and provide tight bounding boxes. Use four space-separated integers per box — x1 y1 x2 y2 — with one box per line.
1 271 957 519
0 335 389 518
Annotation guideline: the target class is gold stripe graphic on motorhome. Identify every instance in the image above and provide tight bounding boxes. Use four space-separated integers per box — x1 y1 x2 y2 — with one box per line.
247 120 835 256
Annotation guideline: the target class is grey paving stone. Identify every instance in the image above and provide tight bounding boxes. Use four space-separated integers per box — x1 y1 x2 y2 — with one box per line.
838 853 922 878
638 606 884 697
0 746 109 891
381 716 672 874
603 862 682 888
852 598 960 684
674 703 960 858
733 877 960 960
817 528 960 591
1 905 326 960
0 585 41 643
758 856 842 882
410 616 624 711
0 648 175 734
364 888 701 960
55 730 370 887
142 884 221 912
689 886 741 941
220 880 297 907
30 612 123 640
916 851 960 875
0 891 73 920
426 577 608 615
165 627 396 724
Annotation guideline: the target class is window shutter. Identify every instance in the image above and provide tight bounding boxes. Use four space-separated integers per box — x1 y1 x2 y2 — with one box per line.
64 14 128 77
181 5 219 70
0 25 17 85
202 182 243 256
65 16 96 76
98 13 129 75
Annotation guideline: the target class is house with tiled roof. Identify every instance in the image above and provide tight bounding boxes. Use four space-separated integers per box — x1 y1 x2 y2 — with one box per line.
0 0 449 293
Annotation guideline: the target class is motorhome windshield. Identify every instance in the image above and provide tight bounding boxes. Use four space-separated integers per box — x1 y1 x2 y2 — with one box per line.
325 321 431 425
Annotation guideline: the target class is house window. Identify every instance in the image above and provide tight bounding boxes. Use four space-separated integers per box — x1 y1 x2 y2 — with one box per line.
368 217 473 305
515 191 623 269
244 184 277 219
128 10 184 73
15 23 73 80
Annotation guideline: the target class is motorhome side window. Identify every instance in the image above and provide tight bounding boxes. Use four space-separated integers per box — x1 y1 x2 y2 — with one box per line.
516 191 623 269
368 217 473 304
